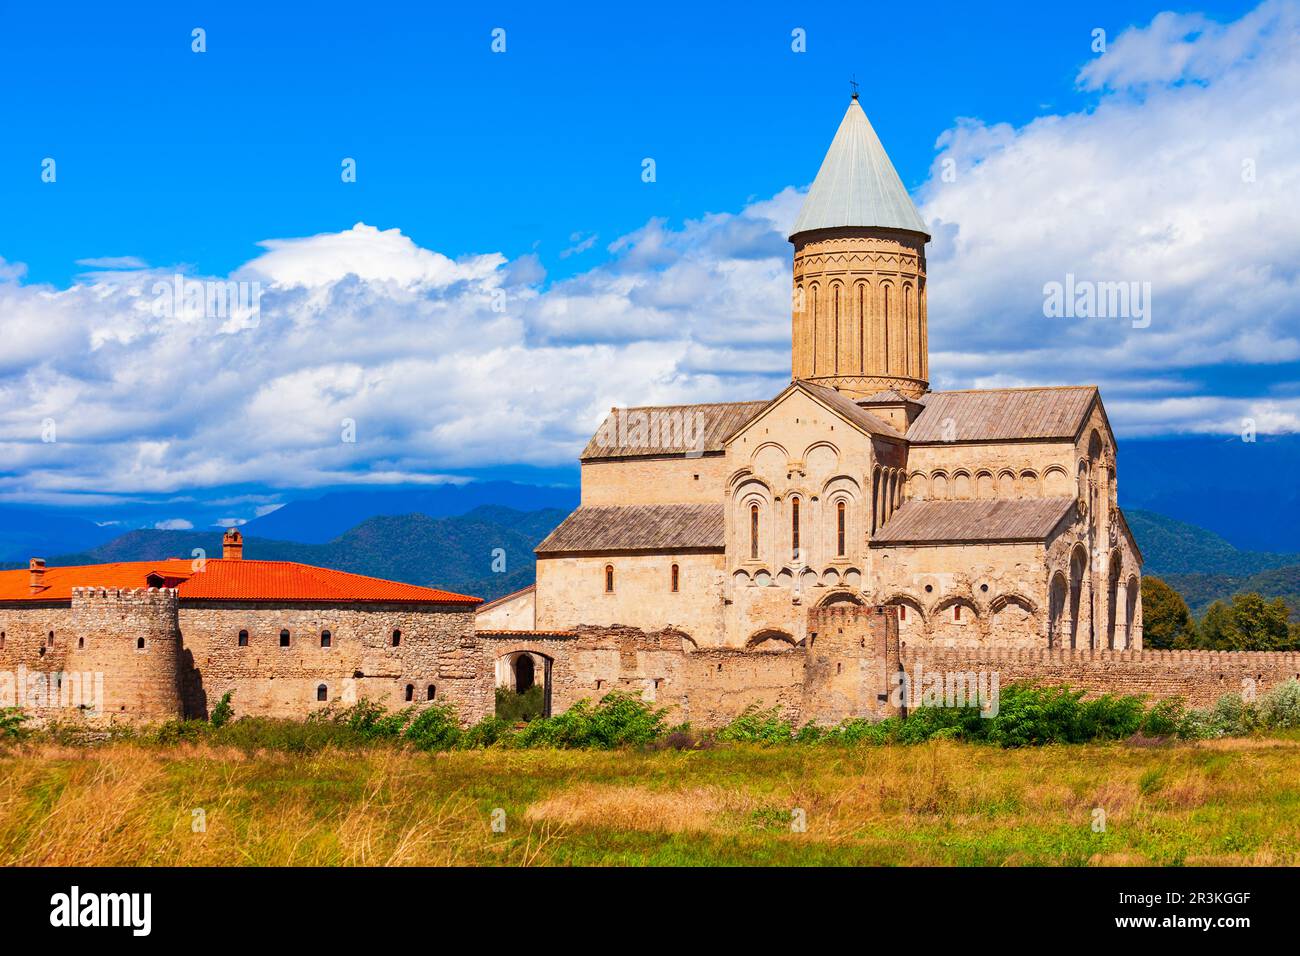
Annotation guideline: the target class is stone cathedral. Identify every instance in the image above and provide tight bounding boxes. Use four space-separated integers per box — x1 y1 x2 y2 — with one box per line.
481 95 1145 657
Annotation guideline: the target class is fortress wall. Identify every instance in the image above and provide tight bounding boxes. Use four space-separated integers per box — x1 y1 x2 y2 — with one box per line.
0 590 183 721
901 647 1300 708
177 603 478 719
480 609 894 728
75 588 184 720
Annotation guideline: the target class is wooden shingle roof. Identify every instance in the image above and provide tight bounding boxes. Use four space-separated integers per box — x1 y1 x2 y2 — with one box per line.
536 504 724 554
871 497 1076 545
906 387 1097 443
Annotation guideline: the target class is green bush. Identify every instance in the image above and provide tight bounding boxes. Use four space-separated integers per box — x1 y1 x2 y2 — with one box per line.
0 708 31 742
1176 707 1216 740
1209 692 1254 736
153 719 211 745
713 706 794 744
514 692 666 748
1139 696 1186 737
402 704 462 751
209 692 234 729
495 685 546 723
460 716 513 749
1259 678 1300 729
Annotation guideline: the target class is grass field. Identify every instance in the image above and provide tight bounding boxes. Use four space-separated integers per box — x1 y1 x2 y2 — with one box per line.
1 736 1298 866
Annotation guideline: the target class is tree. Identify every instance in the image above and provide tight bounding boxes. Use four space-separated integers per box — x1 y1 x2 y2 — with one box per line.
1201 593 1295 650
1140 576 1198 649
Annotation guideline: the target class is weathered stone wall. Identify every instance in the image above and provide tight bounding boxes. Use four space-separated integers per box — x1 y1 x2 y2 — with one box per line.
0 597 479 724
177 602 479 719
479 605 896 728
0 589 183 721
901 646 1300 708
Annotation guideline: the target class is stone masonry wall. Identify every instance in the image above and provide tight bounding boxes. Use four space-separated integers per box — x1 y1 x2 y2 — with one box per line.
178 603 479 719
0 598 479 724
901 646 1300 708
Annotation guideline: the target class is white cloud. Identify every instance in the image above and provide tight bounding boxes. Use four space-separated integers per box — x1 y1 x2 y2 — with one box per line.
154 518 194 530
1 1 1297 507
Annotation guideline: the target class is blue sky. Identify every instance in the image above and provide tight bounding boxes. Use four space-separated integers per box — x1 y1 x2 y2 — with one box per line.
2 0 1260 285
1 0 1298 532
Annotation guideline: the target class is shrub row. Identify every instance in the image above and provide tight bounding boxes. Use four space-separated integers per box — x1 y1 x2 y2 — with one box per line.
6 679 1300 751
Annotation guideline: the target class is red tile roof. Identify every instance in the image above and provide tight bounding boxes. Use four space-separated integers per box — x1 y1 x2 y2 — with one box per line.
0 559 479 606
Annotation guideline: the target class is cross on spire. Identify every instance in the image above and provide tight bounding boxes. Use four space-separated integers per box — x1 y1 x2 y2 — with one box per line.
850 75 860 100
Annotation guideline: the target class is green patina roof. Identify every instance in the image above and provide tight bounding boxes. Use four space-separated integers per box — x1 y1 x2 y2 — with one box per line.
789 97 929 239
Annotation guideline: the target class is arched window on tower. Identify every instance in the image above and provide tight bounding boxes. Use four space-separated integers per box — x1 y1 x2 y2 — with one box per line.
317 684 327 702
837 501 847 557
604 564 614 593
750 504 760 561
790 496 801 561
237 629 248 647
670 563 679 592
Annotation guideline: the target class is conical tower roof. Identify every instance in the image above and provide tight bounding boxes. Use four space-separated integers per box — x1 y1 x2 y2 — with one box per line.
789 97 929 239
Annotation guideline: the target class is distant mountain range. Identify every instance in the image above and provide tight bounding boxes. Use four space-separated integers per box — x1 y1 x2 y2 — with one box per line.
1 506 568 604
5 499 1299 619
239 482 580 544
3 436 1299 560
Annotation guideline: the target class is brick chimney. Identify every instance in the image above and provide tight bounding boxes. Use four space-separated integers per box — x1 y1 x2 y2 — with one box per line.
222 528 244 560
29 557 46 593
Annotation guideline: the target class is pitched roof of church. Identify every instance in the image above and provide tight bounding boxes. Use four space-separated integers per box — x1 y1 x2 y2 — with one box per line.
789 97 929 239
871 497 1076 545
536 504 724 554
906 386 1098 443
581 402 769 460
799 382 905 440
0 559 480 605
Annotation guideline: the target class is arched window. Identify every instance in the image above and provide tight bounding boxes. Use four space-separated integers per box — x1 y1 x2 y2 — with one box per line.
136 637 145 650
670 563 679 592
320 630 332 648
790 496 801 560
237 629 248 647
279 629 290 647
954 605 962 621
316 684 327 702
78 637 84 649
750 503 760 560
836 500 846 556
0 632 5 649
391 629 401 647
426 684 436 701
47 631 54 646
404 684 414 702
604 564 614 593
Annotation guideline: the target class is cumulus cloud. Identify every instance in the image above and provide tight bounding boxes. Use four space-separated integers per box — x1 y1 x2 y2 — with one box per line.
154 519 194 530
1 1 1298 506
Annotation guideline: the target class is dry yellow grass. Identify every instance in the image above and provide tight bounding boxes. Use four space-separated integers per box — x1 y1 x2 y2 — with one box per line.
0 738 1296 866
